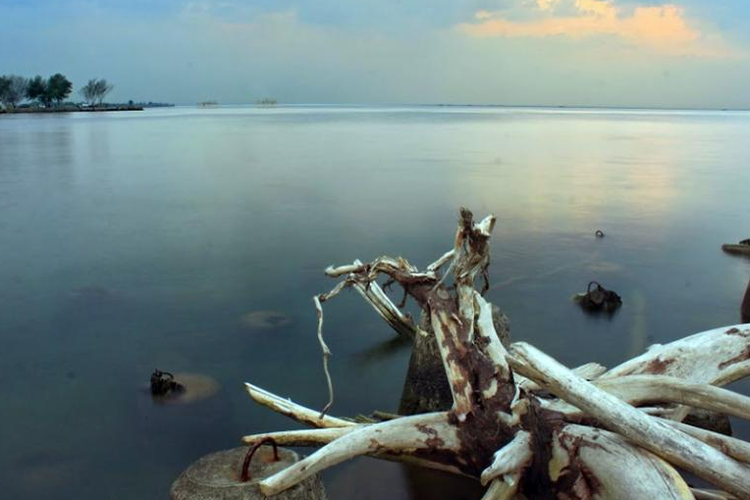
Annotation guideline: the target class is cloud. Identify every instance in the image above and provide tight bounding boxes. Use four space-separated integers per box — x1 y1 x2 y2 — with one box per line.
535 0 561 11
459 0 734 57
2 1 750 107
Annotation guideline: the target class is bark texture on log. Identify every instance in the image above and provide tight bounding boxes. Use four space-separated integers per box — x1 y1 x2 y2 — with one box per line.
399 308 510 416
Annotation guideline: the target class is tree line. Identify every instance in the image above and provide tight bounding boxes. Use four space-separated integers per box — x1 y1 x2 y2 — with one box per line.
0 73 114 111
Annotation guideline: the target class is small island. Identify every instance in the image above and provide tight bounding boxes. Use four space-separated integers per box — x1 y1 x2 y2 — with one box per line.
0 73 171 114
256 97 278 107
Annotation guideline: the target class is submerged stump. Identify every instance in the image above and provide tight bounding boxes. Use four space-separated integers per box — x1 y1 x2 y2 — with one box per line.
399 309 510 415
170 447 326 500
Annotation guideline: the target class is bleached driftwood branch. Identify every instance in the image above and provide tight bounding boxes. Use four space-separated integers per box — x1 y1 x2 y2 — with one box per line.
244 383 355 428
509 342 750 499
258 412 459 495
242 208 750 499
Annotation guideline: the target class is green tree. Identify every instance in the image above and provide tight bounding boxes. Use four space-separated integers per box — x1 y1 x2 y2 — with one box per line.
26 75 49 106
47 73 72 106
0 75 28 110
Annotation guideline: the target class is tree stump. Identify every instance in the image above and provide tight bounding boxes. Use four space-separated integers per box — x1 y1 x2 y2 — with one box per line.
170 447 326 500
399 309 510 415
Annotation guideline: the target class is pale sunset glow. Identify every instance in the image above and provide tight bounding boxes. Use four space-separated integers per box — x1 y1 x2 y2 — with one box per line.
460 0 727 57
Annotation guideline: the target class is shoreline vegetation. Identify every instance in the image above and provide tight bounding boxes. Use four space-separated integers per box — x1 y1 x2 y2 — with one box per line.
0 102 174 114
0 72 172 114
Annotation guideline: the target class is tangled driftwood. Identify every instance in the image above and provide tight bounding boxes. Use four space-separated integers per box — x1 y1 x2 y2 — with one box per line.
242 208 750 500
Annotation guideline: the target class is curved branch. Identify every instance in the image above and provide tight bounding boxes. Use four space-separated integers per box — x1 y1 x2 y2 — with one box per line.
542 374 750 422
594 375 750 421
259 412 460 495
427 249 455 272
515 362 607 394
326 259 417 339
313 294 335 417
350 278 416 338
602 325 750 386
244 383 355 429
509 342 750 500
241 427 355 447
660 419 750 464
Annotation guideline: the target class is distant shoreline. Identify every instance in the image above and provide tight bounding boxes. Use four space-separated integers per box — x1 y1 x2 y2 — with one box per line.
1 104 144 114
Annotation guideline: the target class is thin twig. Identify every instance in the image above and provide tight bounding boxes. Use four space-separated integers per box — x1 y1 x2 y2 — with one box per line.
314 280 349 418
314 294 335 419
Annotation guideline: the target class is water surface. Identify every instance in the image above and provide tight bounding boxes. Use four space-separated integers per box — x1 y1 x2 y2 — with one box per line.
1 105 749 499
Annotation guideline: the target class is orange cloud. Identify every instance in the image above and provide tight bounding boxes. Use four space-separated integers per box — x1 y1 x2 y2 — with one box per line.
536 0 561 10
459 0 731 57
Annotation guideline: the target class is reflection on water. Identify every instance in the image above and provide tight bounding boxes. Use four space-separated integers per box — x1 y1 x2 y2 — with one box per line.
1 106 750 499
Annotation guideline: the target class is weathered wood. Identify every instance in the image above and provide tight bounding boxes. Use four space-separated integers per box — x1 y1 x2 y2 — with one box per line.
399 312 453 415
258 412 459 495
594 374 750 421
660 419 750 463
480 431 532 486
241 208 750 500
542 373 750 423
601 324 750 386
241 428 354 447
509 342 750 499
244 383 354 429
327 259 417 339
480 475 520 500
551 425 693 500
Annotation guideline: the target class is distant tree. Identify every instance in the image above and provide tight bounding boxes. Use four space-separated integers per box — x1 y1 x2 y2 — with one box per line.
80 79 97 106
94 79 113 106
80 78 113 107
47 73 72 106
0 77 8 108
0 75 28 110
26 75 50 106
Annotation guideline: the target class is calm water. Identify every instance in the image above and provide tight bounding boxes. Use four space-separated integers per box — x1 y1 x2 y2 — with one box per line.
1 105 749 499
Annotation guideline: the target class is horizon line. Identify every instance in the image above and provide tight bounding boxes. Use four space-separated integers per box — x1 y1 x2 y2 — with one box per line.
167 102 750 112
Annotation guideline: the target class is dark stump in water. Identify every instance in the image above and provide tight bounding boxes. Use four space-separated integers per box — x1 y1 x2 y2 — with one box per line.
170 447 326 500
148 372 220 405
575 281 622 314
151 369 185 396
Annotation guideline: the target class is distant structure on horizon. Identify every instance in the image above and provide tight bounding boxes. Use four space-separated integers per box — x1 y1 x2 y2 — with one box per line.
198 100 218 107
255 98 277 107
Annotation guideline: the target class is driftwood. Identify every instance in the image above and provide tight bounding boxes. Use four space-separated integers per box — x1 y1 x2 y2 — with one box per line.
243 208 750 499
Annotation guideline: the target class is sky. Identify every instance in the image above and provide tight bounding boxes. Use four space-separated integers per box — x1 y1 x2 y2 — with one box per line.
1 0 750 108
